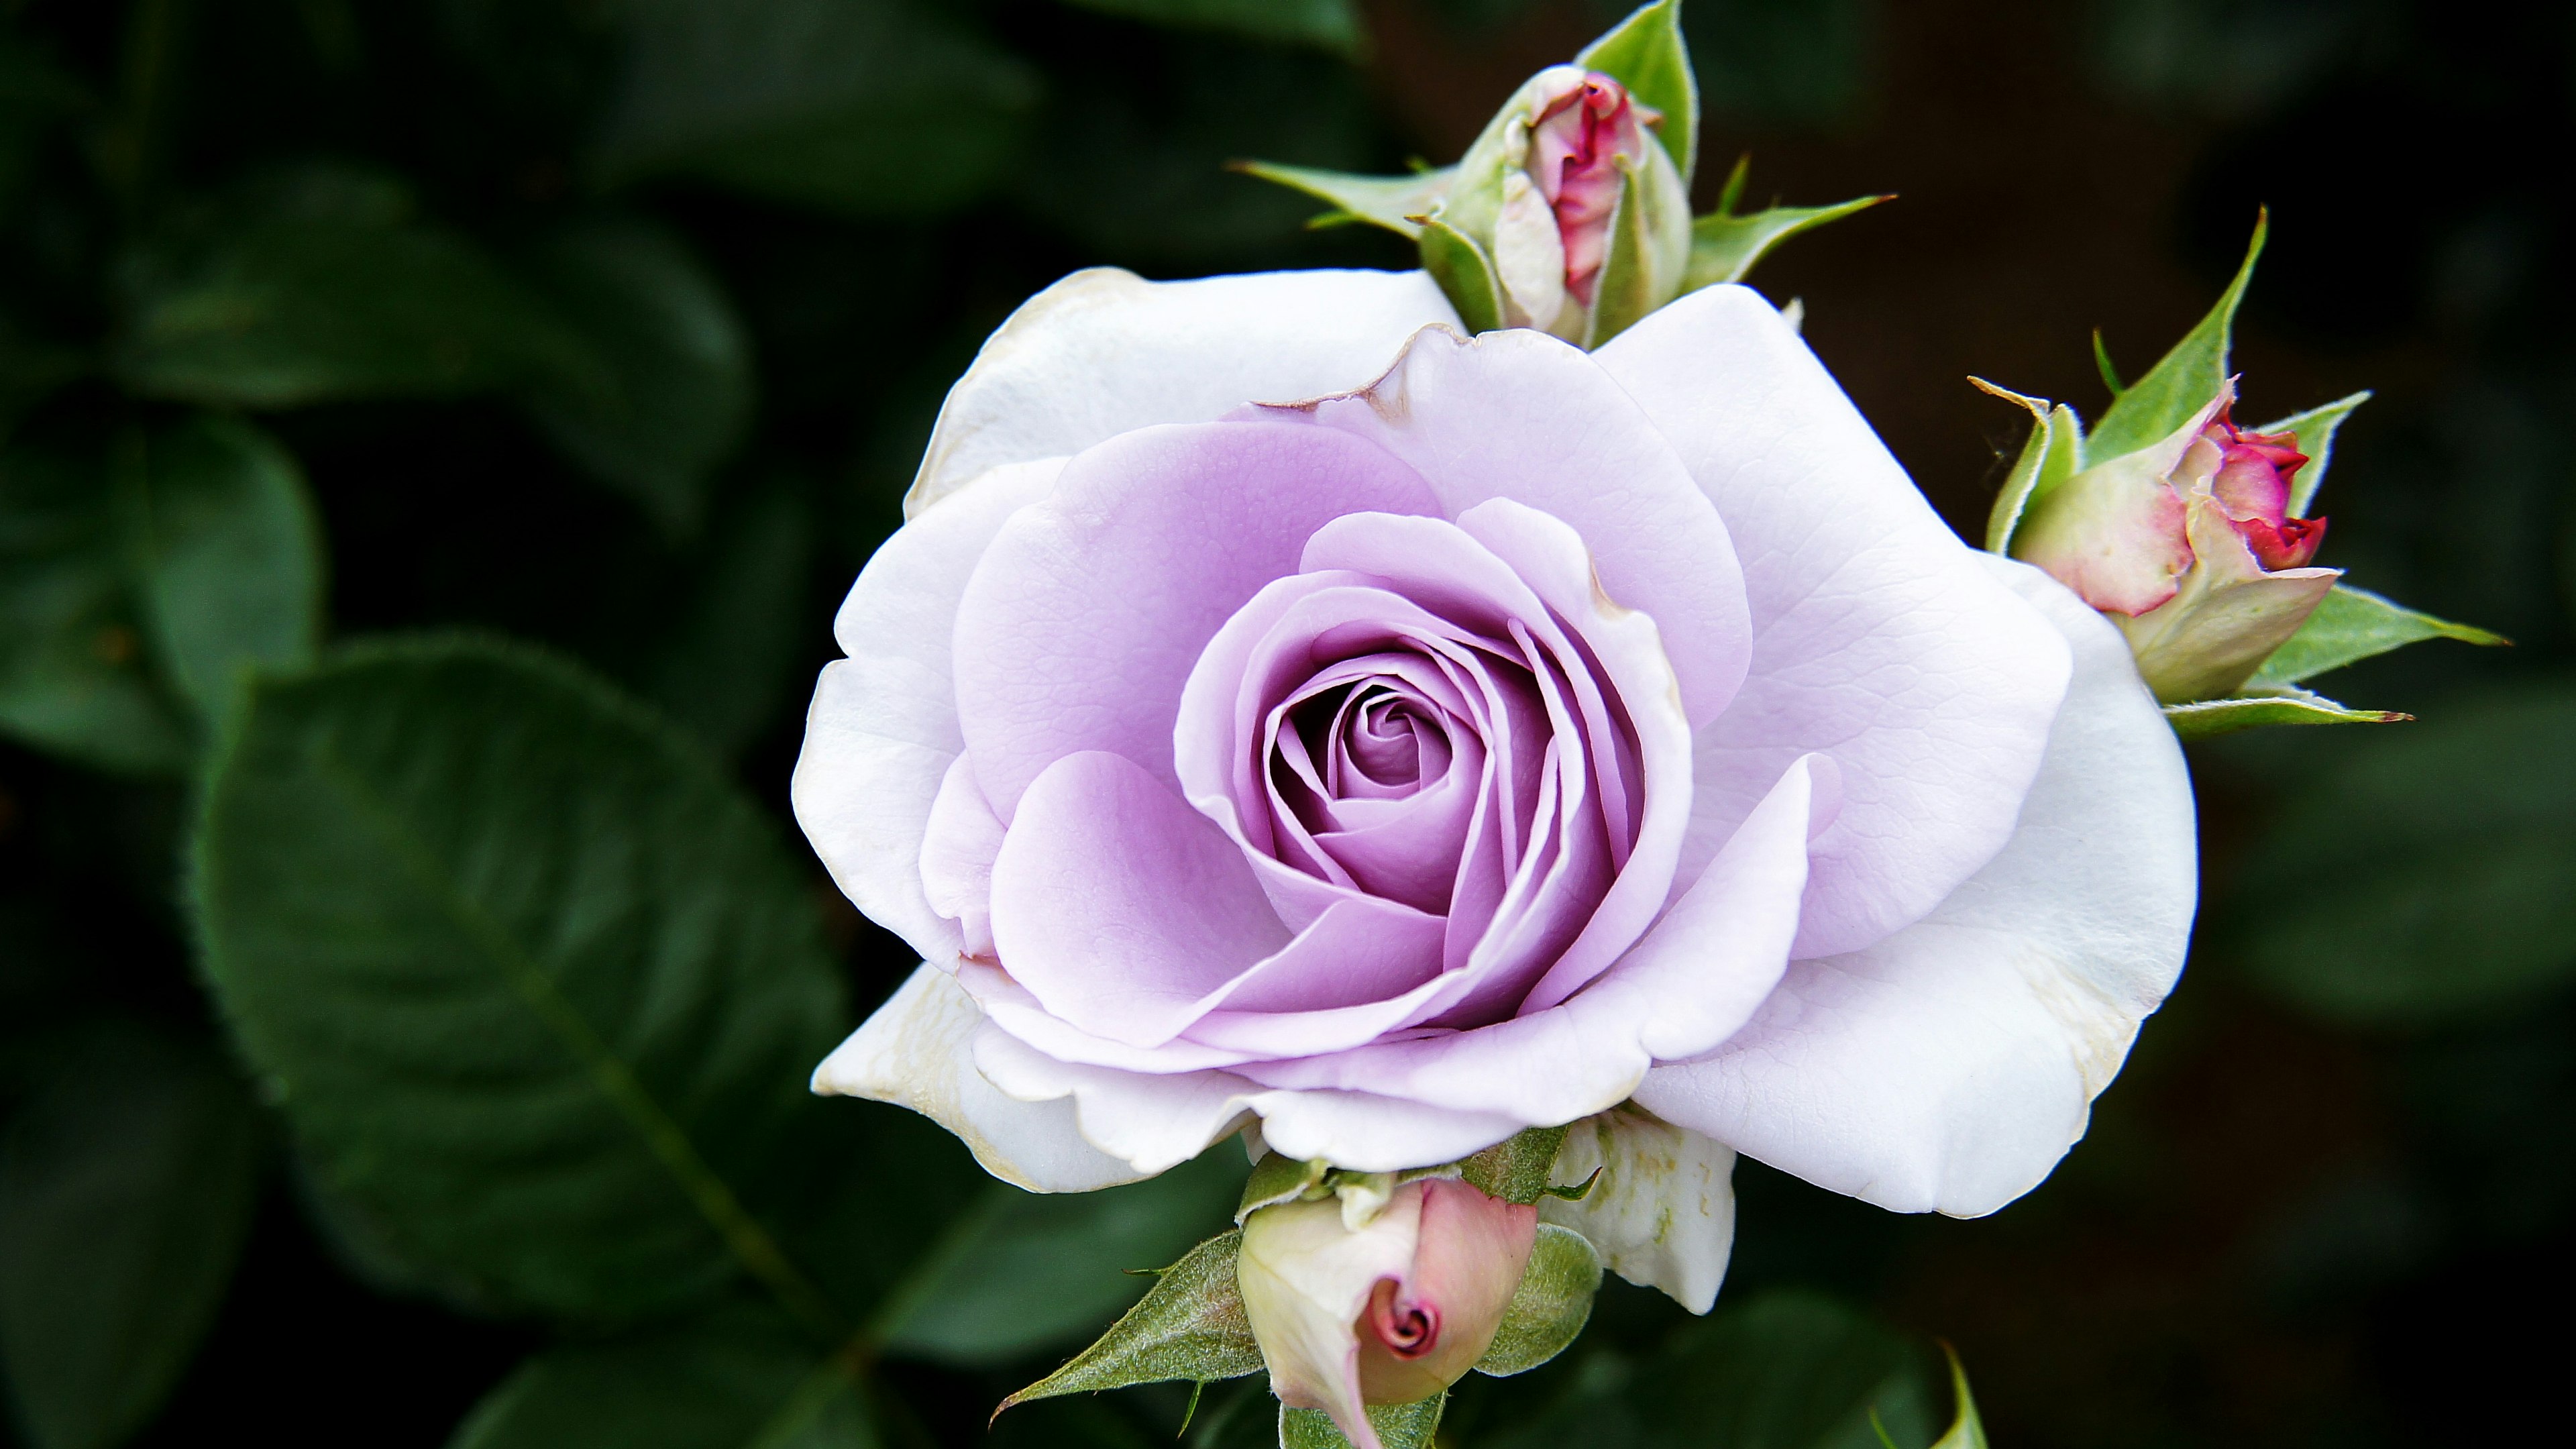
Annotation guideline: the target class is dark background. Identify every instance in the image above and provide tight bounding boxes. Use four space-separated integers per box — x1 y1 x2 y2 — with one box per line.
3 1 2571 1446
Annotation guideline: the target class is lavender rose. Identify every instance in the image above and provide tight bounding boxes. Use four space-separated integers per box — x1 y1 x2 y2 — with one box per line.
796 268 2196 1303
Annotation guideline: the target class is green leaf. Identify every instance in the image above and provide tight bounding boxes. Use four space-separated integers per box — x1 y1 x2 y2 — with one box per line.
2231 682 2576 1026
448 1299 876 1449
0 437 193 773
1472 1225 1601 1377
115 169 587 408
1417 214 1504 335
193 637 848 1327
515 215 755 537
998 1229 1263 1411
2086 209 2265 462
1454 1126 1569 1207
1682 191 1889 294
1226 162 1453 240
1583 162 1660 349
1970 378 2085 555
594 0 1039 219
877 1147 1244 1364
1649 1291 1936 1449
2258 389 2369 517
2248 584 2506 688
1927 1346 1988 1449
643 484 815 759
2161 687 2406 741
0 1028 262 1449
1576 0 1697 183
1058 0 1364 55
121 415 324 726
1279 1392 1444 1449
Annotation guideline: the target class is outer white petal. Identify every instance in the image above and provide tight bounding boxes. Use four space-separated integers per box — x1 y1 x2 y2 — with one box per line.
813 966 1142 1193
790 459 1061 962
1633 557 2196 1216
906 268 1459 517
1541 1107 1736 1313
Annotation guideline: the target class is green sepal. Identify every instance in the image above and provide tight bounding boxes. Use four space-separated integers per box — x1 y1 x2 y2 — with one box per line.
1574 0 1697 183
1237 1155 1330 1224
1280 1391 1445 1449
1454 1125 1568 1205
1227 161 1455 240
2248 584 2506 689
1582 160 1658 349
1682 180 1889 293
1417 213 1505 335
2259 389 2370 517
2163 686 2408 741
1471 1224 1601 1377
1928 1345 1990 1449
2088 209 2265 462
2090 328 2125 396
1970 378 2086 555
995 1230 1263 1413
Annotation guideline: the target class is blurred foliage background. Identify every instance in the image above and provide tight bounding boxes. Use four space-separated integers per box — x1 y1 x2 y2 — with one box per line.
0 1 2567 1447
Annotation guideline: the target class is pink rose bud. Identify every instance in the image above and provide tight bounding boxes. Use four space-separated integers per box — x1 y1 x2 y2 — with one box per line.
2012 382 2339 702
1461 64 1691 343
1238 1177 1538 1449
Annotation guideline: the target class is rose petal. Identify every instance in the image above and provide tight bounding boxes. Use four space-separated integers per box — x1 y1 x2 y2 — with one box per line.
792 458 1063 963
812 965 1144 1192
908 268 1458 517
955 422 1440 816
1540 1108 1736 1313
1632 557 2196 1216
1594 284 2072 959
1249 327 1752 727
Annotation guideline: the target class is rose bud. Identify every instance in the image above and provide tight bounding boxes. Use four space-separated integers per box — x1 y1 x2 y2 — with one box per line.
1237 1178 1537 1449
2012 382 2337 702
1442 64 1693 345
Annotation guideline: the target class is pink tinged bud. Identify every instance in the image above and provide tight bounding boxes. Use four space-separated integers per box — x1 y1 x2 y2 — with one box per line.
2200 405 2328 571
1529 74 1651 308
1238 1179 1538 1449
1487 66 1672 339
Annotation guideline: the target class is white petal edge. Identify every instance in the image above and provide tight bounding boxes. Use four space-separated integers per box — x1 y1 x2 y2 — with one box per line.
1633 556 2197 1216
906 268 1459 517
1542 1107 1737 1313
813 965 1144 1193
790 458 1062 961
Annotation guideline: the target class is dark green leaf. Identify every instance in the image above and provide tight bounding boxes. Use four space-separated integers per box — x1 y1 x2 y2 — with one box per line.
2086 209 2265 462
447 1299 875 1449
2249 584 2506 688
877 1147 1243 1364
0 1028 262 1449
115 170 587 407
2233 682 2576 1025
1455 1126 1568 1206
1640 1291 1937 1449
595 0 1039 219
1682 191 1888 294
1059 0 1363 55
999 1229 1263 1410
0 439 192 773
1576 0 1697 182
2163 688 2406 740
515 215 755 537
1280 1392 1444 1449
122 415 323 725
193 637 847 1326
1472 1225 1600 1377
643 483 814 758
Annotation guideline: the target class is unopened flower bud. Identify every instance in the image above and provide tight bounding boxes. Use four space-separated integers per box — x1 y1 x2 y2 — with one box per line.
1446 65 1693 344
2012 382 2339 702
1237 1177 1537 1449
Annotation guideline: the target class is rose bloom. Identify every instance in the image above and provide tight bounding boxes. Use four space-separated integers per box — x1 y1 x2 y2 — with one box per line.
797 267 2196 1289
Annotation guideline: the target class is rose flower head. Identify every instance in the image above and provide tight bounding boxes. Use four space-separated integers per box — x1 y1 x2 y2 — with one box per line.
2012 380 2339 704
1238 1177 1536 1448
798 256 2197 1311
